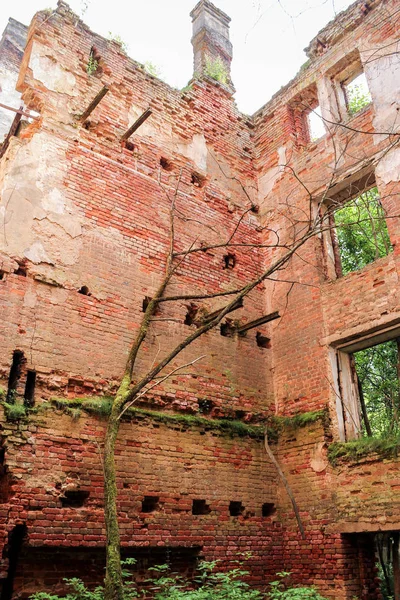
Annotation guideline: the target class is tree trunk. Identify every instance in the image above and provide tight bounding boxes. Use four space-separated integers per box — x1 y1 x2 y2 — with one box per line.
104 375 130 600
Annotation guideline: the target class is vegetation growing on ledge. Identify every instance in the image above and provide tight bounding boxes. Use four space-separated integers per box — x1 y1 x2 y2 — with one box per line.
328 435 400 466
273 410 328 431
50 397 267 439
2 402 27 421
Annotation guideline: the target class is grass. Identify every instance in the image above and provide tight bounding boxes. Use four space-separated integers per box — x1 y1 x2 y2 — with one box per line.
328 435 400 466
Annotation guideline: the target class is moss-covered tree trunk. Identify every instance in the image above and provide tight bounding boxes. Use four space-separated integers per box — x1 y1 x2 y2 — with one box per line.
104 376 130 600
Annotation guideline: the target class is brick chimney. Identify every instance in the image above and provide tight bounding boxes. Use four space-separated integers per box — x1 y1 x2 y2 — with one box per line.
190 0 234 91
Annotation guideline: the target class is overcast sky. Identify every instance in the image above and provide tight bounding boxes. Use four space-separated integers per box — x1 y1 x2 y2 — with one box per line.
0 0 354 114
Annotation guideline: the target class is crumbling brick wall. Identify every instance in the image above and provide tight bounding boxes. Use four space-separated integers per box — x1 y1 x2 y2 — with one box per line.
0 0 400 598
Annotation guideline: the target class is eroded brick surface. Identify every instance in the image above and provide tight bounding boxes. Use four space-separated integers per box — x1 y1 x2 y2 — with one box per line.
0 0 399 598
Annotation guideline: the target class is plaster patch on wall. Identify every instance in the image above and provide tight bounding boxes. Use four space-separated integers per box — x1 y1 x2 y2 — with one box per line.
23 288 37 309
364 50 400 133
259 146 286 202
30 42 78 96
177 133 208 172
24 240 53 264
375 148 400 184
0 132 84 264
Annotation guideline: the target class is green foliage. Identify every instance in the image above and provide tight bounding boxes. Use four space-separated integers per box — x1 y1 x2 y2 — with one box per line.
268 573 328 599
204 56 229 85
29 563 328 600
0 387 5 400
347 82 371 116
86 53 98 76
274 410 327 431
335 187 392 275
2 402 26 421
50 397 266 438
144 61 162 78
328 434 400 466
108 32 129 53
354 340 400 437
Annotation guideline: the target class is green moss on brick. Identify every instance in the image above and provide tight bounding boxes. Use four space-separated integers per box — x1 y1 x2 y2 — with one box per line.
50 397 268 439
273 409 328 431
328 435 400 466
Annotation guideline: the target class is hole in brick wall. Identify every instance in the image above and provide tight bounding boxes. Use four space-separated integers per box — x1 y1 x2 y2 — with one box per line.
198 399 214 414
243 146 251 153
184 303 199 326
0 271 5 281
141 496 159 513
14 262 27 277
229 501 244 517
223 254 236 270
235 410 246 419
24 370 36 407
78 286 91 296
191 172 206 188
1 523 27 600
262 502 276 517
220 320 236 338
123 140 136 152
192 499 211 515
160 157 173 171
60 490 90 508
142 296 152 312
83 120 91 130
256 332 271 349
250 204 259 214
7 350 25 403
87 46 102 76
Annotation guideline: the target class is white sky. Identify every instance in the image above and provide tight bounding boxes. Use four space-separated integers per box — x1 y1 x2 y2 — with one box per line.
0 0 354 115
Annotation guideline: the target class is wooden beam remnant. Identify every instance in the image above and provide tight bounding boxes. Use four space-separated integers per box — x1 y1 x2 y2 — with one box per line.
121 108 152 141
236 311 280 335
200 298 244 325
0 108 23 159
0 103 40 120
78 86 109 122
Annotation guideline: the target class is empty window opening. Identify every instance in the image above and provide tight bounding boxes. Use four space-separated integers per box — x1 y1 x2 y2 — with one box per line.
184 303 199 326
333 186 392 276
192 499 211 515
160 157 173 171
141 496 159 513
123 140 136 152
307 105 326 141
7 350 25 403
220 320 236 338
262 502 276 517
191 172 206 188
223 254 236 270
344 71 371 116
23 371 36 408
229 501 244 517
78 286 91 296
375 531 400 600
142 296 152 312
256 332 270 349
352 339 400 439
60 489 90 508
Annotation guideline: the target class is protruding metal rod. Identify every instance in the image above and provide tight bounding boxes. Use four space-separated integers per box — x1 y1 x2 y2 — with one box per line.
236 311 280 335
0 103 39 120
121 108 152 141
79 86 109 122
